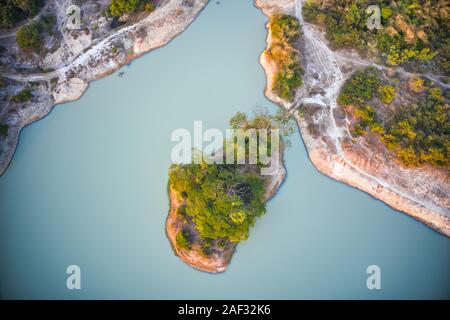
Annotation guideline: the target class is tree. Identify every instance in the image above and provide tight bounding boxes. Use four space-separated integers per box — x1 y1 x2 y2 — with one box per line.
16 21 41 51
175 230 191 250
229 112 247 129
302 0 446 67
337 67 380 107
168 111 291 243
267 14 302 101
10 89 33 103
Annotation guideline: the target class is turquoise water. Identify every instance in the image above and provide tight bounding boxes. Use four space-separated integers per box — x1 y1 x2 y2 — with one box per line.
0 1 449 299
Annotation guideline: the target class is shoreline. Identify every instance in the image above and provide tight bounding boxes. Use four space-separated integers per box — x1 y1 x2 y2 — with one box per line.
255 0 450 237
0 0 209 176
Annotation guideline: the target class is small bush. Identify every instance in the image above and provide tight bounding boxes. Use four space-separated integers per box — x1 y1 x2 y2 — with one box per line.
11 89 33 103
107 0 155 17
378 85 396 104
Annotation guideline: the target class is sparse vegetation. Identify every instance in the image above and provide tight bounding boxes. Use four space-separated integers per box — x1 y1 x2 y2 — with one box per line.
169 110 291 244
378 84 397 104
266 14 302 101
0 0 44 29
16 14 56 52
338 67 449 169
16 21 41 51
175 229 191 250
169 161 266 243
39 14 55 32
337 67 381 107
10 89 33 103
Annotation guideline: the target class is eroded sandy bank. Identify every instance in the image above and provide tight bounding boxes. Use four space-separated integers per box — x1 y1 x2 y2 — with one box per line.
255 0 450 236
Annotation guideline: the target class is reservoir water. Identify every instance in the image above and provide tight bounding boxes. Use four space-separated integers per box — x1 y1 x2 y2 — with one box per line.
0 1 449 299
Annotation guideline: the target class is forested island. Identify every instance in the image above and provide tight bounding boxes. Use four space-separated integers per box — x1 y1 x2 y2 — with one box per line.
166 110 293 272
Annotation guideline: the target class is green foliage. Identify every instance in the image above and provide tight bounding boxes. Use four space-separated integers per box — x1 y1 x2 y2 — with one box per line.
175 229 191 250
337 67 381 107
385 87 449 168
144 3 155 13
229 107 296 151
16 21 41 51
168 111 291 243
10 89 32 103
0 0 43 28
229 112 247 129
381 7 393 20
270 13 300 45
339 67 449 169
39 14 55 32
0 124 8 138
15 14 55 52
107 0 154 17
217 239 227 249
267 14 302 101
303 0 445 67
230 108 295 136
169 162 266 243
378 85 396 104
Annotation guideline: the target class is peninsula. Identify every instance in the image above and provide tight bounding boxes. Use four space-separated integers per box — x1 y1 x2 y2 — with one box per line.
0 0 208 175
256 0 449 236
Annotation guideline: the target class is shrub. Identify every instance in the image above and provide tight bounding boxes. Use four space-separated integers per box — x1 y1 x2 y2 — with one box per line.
107 0 154 17
11 89 33 103
267 14 302 101
16 21 41 51
337 67 380 107
378 85 396 104
339 67 449 169
0 0 43 29
408 77 424 93
0 124 8 138
175 229 191 250
39 14 56 32
144 3 155 13
302 0 444 66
